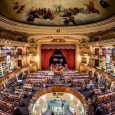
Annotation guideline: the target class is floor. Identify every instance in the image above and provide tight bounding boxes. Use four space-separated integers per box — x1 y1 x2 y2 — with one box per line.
43 100 73 115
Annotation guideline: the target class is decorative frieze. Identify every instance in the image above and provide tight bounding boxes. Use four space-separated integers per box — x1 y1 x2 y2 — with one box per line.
81 38 115 47
0 38 29 46
41 44 76 49
0 15 115 34
88 28 115 42
0 27 28 42
51 39 66 43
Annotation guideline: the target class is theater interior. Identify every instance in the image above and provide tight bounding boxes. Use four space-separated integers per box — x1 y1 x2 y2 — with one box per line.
0 0 115 115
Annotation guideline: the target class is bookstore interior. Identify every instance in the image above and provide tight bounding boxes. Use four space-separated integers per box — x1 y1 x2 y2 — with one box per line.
0 0 115 115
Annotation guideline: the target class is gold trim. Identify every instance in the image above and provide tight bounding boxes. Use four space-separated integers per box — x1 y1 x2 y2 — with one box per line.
30 87 86 106
0 15 115 34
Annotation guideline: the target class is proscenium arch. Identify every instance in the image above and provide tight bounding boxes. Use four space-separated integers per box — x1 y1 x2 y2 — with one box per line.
36 42 80 70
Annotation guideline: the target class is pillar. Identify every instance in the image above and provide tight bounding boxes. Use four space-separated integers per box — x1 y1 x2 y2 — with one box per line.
37 44 41 70
75 44 81 71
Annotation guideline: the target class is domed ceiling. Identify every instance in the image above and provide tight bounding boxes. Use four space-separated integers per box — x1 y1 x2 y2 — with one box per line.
0 0 115 26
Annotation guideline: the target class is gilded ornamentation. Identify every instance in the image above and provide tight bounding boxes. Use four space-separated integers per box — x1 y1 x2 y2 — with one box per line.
0 15 115 34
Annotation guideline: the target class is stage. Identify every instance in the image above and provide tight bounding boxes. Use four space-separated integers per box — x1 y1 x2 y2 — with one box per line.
41 44 75 70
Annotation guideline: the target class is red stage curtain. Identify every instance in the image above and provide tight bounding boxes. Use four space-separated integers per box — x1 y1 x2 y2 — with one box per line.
61 49 75 69
41 49 55 70
41 49 75 70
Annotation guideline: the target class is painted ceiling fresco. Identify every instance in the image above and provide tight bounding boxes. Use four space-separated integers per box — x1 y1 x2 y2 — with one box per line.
0 0 115 26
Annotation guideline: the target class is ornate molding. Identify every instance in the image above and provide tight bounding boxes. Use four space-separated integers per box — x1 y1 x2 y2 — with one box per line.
0 27 28 42
41 44 76 49
27 35 87 45
88 28 115 42
0 38 29 46
28 35 88 41
51 39 66 43
81 38 115 46
30 87 86 105
0 15 115 34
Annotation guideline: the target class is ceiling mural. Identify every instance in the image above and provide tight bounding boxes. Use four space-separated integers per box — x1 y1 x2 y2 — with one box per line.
0 0 115 26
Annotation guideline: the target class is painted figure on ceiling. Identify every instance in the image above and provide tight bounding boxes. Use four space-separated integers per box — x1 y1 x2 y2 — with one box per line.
84 1 100 14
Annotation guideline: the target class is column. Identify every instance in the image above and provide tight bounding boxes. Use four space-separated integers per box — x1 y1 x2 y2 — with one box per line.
37 44 41 70
90 46 93 54
75 44 81 70
113 66 115 74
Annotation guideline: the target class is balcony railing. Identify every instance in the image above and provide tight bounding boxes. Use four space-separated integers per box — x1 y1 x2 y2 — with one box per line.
0 52 31 58
88 65 115 81
0 65 29 83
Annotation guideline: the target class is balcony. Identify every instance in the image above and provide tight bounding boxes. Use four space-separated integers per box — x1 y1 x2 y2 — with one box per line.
0 65 29 83
0 52 31 58
88 65 115 81
89 53 115 60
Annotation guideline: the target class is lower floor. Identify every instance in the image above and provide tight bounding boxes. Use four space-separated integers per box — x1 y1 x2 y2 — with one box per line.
0 70 115 115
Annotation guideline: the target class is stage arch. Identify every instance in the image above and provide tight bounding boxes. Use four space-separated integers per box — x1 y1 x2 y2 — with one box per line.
41 44 75 70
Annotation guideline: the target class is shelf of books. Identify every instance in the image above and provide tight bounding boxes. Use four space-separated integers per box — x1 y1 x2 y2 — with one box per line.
0 63 10 77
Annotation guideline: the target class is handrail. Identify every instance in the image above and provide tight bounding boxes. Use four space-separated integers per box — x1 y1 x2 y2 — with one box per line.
0 66 29 83
87 66 115 82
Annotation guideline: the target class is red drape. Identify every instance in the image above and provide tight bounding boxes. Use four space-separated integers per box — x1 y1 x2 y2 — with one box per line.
41 49 75 70
61 49 75 69
41 49 55 70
